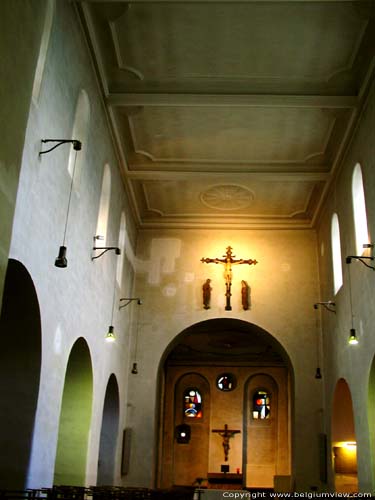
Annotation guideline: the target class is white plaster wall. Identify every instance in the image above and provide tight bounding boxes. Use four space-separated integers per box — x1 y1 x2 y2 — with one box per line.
0 0 47 306
316 81 375 494
8 0 137 488
127 228 323 491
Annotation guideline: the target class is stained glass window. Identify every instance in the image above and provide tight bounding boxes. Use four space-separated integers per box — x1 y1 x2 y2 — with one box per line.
184 388 202 418
216 373 236 391
252 390 270 419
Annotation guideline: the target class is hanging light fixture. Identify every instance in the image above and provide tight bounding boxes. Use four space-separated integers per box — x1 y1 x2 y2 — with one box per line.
105 267 118 342
126 297 142 374
38 139 82 268
346 257 359 345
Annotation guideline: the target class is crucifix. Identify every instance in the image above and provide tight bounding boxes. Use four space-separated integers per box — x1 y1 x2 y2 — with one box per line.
201 246 257 310
212 424 241 462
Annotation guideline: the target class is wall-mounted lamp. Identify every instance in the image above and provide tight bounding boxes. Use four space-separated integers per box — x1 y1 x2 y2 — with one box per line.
92 236 121 260
346 243 375 270
39 139 81 156
48 140 82 268
119 297 142 309
314 301 336 313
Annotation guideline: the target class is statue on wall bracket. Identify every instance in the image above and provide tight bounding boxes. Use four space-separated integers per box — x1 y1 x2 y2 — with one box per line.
202 279 212 309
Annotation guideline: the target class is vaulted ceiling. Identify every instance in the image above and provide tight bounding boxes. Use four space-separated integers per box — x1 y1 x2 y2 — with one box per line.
76 0 375 229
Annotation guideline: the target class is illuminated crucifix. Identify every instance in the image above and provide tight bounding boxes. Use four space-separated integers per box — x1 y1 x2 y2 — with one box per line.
201 246 257 310
212 424 241 462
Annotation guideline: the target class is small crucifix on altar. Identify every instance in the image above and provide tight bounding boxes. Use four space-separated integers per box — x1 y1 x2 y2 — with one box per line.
201 246 257 310
212 424 241 462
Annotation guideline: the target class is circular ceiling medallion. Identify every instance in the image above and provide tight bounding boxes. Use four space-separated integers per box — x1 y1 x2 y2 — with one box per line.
200 184 254 211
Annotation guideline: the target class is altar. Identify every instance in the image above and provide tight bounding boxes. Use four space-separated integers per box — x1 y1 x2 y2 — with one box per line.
207 472 243 490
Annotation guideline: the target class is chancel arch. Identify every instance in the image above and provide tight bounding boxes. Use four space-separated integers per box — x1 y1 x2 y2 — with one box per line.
331 378 358 494
0 259 42 489
157 318 293 490
54 337 93 485
97 374 120 485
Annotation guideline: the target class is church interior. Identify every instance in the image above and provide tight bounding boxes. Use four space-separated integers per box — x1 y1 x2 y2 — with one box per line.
1 0 375 497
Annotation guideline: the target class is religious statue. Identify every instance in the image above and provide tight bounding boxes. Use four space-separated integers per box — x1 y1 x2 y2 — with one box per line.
212 424 241 461
241 280 250 310
202 279 212 309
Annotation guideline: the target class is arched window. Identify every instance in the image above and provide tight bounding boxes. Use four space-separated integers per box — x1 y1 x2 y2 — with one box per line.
352 163 369 255
32 0 55 103
331 213 343 294
67 89 90 189
184 388 202 419
116 212 126 286
252 390 270 419
96 164 111 245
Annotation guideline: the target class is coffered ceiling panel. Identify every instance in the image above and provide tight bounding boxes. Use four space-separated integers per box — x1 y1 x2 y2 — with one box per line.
76 0 375 229
121 106 343 166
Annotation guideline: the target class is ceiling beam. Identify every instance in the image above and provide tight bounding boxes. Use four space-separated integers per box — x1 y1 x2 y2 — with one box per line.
124 170 330 182
107 93 358 109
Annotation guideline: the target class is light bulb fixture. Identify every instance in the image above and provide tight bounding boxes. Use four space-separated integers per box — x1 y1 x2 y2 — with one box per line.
39 139 82 156
348 328 359 345
119 297 142 309
130 298 142 374
55 245 68 268
53 141 82 268
92 236 121 260
131 363 138 374
347 260 359 346
346 243 375 270
314 301 336 313
105 325 116 342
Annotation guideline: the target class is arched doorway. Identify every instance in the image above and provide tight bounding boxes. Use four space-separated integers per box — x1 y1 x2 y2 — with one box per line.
0 259 42 488
97 374 120 485
157 318 292 490
331 378 358 493
54 338 93 485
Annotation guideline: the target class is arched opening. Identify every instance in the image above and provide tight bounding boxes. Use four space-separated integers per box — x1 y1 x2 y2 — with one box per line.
331 213 343 295
95 164 111 246
54 338 93 485
157 318 293 491
116 212 126 287
0 259 42 488
67 89 90 189
331 378 358 493
97 374 120 485
352 163 369 256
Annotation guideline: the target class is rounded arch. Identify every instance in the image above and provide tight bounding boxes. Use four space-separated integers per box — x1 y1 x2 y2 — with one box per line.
68 89 91 189
97 374 120 485
116 212 127 287
54 337 93 486
331 378 358 493
331 213 343 295
156 318 294 489
352 163 369 256
96 163 111 246
0 259 42 488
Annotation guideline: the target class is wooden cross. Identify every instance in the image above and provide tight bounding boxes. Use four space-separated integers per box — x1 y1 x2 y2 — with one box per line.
212 424 241 462
201 246 257 310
